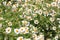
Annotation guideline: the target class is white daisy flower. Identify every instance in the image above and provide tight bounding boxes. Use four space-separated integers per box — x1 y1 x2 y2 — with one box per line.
5 27 12 34
19 27 25 34
34 20 39 24
50 17 55 22
36 34 44 40
17 36 23 40
38 9 43 15
54 35 58 40
14 29 20 34
32 34 37 38
52 26 56 30
0 23 2 27
24 27 29 34
51 2 57 7
0 17 4 20
57 18 60 20
3 1 6 6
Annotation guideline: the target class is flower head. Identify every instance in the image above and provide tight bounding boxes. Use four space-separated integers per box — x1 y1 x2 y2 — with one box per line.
5 27 12 34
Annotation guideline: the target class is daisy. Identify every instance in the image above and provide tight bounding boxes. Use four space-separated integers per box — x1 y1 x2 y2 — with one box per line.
34 20 39 24
57 1 60 8
3 1 6 6
0 17 4 20
50 17 55 22
38 9 43 15
14 29 20 34
17 36 23 40
32 34 37 38
5 27 12 34
38 34 44 40
54 35 58 40
57 18 60 20
51 2 57 7
0 23 2 28
52 26 56 30
24 27 29 34
19 27 25 34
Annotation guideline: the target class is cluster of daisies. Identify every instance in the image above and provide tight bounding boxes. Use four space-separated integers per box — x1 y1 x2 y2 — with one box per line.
0 0 60 40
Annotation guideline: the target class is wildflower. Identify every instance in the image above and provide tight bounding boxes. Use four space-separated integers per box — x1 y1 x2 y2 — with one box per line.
19 27 25 34
34 20 39 24
14 29 20 34
38 33 44 40
17 37 23 40
50 17 55 22
0 17 4 20
5 27 11 34
51 2 57 7
52 26 56 30
32 34 37 38
54 35 58 40
0 23 2 27
24 27 29 34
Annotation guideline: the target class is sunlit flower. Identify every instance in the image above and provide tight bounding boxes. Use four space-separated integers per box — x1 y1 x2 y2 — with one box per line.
19 27 25 34
14 29 20 34
51 2 57 7
34 20 39 24
32 34 37 38
17 36 23 40
0 23 2 27
0 17 4 20
54 35 58 40
3 1 6 6
5 27 12 34
50 17 55 22
52 26 56 30
24 27 29 34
